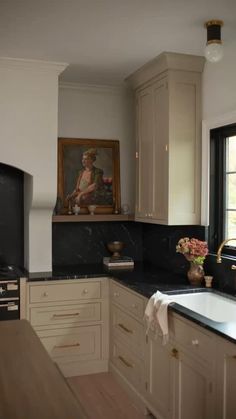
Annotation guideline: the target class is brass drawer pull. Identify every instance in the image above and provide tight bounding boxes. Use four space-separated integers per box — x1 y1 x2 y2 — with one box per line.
54 343 80 349
118 355 134 368
118 323 133 334
52 312 80 318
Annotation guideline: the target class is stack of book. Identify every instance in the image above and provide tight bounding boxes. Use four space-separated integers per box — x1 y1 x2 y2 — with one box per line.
103 256 134 269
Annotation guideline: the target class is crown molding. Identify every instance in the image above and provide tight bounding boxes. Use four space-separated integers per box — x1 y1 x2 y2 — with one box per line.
59 81 128 94
0 57 68 75
126 52 205 89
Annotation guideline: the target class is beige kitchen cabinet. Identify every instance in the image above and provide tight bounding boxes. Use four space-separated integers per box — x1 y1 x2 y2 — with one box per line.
26 277 109 377
174 349 215 419
127 52 205 225
216 335 236 419
145 332 175 419
171 313 217 419
110 282 236 419
109 280 147 411
146 312 216 419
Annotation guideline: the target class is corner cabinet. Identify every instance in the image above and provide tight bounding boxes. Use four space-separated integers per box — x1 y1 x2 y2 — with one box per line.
127 52 205 225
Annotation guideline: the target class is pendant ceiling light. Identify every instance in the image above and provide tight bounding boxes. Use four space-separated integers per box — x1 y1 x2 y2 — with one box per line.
204 20 224 63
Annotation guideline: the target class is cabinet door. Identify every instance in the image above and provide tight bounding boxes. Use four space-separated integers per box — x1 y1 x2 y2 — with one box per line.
152 77 169 222
175 350 215 419
146 334 175 419
218 354 236 419
135 86 153 219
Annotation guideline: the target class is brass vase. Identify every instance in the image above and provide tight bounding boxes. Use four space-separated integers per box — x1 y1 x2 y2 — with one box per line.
187 262 204 286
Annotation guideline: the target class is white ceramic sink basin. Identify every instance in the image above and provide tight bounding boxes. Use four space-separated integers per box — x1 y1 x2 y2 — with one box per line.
170 292 236 323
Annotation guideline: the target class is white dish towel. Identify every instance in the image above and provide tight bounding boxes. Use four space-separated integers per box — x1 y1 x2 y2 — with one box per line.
144 291 173 345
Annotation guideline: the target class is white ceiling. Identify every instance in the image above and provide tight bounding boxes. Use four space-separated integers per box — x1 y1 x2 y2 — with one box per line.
0 0 235 85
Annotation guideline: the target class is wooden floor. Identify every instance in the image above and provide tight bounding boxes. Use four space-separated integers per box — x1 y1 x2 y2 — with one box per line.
67 372 154 419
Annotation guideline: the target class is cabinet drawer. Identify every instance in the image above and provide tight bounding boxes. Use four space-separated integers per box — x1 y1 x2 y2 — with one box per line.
172 316 214 362
111 340 145 392
111 305 145 358
29 281 101 303
38 325 101 361
30 302 101 327
111 282 144 319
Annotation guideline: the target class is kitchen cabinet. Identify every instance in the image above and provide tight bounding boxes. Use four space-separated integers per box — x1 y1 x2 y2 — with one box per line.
26 277 109 377
109 281 147 411
216 335 236 419
127 52 205 225
24 276 236 418
146 314 216 419
110 282 216 418
145 332 175 419
170 315 216 419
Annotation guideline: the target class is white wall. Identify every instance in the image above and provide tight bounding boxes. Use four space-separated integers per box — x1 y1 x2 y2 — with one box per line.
202 40 236 120
0 58 66 272
58 83 135 212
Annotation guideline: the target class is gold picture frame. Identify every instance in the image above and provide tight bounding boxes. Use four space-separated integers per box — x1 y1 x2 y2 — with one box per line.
57 138 121 215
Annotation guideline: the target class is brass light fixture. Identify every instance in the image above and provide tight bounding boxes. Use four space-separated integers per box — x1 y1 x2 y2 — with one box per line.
204 19 224 63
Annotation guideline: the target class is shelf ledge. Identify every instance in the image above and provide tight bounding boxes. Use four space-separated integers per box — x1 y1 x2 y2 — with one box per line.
52 214 134 222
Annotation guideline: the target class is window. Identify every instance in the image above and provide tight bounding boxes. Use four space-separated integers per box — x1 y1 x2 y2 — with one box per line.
209 124 236 257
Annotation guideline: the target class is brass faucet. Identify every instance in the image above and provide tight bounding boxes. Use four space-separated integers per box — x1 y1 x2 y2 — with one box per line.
216 238 236 269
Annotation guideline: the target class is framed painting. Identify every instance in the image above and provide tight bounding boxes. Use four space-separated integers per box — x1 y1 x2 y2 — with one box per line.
57 138 121 215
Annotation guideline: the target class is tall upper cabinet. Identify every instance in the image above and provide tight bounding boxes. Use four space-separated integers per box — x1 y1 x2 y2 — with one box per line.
127 52 205 225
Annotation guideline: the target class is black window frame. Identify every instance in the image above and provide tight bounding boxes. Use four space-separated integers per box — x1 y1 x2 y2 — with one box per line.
209 123 236 258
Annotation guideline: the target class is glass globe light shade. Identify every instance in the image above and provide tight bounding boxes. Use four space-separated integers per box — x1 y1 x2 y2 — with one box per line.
205 42 223 63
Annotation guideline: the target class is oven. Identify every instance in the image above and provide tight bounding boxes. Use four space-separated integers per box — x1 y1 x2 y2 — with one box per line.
0 279 20 320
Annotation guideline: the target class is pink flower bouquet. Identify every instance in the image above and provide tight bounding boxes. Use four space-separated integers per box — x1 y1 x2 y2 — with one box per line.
176 237 208 265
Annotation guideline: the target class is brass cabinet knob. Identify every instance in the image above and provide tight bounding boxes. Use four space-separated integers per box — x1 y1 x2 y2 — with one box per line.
171 348 179 358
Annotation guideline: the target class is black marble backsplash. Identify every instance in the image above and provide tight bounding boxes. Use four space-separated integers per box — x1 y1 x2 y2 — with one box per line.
0 163 24 267
52 220 236 292
143 224 207 274
204 254 236 294
52 221 206 272
52 221 143 265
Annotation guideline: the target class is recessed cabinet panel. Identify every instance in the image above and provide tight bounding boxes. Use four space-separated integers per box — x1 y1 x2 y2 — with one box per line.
111 282 144 319
29 281 101 303
146 334 174 419
112 305 145 358
136 86 153 218
111 340 145 393
38 325 101 361
176 351 215 419
30 302 101 327
224 357 236 419
168 70 201 224
153 78 169 221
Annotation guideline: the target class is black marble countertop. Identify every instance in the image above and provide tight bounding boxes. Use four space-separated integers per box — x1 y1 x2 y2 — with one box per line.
26 262 236 344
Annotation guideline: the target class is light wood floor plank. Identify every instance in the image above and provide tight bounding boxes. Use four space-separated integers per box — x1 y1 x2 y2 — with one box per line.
67 372 152 419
